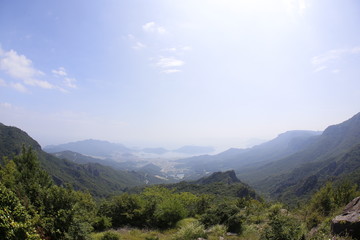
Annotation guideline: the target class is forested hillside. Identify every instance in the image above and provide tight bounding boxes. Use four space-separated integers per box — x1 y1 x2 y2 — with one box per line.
2 115 360 239
1 147 359 239
244 112 360 202
0 123 167 197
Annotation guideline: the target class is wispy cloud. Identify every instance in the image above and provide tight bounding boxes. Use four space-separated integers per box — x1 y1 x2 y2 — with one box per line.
127 24 190 74
154 57 184 74
142 22 166 34
0 47 54 89
127 34 146 50
311 46 360 73
63 77 77 88
0 78 6 87
52 67 77 89
156 57 184 68
162 69 181 74
52 67 67 77
283 0 309 16
0 102 13 109
0 78 28 92
10 82 28 92
0 46 79 91
162 46 192 54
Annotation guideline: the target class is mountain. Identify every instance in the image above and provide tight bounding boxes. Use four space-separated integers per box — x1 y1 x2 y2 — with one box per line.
44 139 133 158
174 145 215 155
142 147 169 154
245 112 360 202
129 170 259 200
176 130 321 179
0 123 168 197
52 150 140 170
193 170 241 185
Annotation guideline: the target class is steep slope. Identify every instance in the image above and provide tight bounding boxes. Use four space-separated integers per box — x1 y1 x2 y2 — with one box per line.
0 123 167 197
176 130 321 179
247 112 360 201
52 150 140 170
44 139 133 157
193 170 241 185
129 170 259 200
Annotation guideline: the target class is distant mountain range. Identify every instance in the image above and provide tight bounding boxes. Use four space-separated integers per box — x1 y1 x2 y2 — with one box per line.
44 140 215 157
176 130 322 180
2 112 360 203
129 170 259 200
175 112 360 203
0 123 169 197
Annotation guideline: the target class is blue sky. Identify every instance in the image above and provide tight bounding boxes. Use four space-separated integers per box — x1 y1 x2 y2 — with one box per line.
1 0 360 150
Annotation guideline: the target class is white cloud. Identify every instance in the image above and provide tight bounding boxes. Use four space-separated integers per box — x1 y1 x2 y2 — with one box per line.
142 22 166 34
127 34 146 50
0 77 28 92
0 102 13 109
352 47 360 54
163 47 177 52
162 46 192 53
311 49 346 66
313 65 327 73
63 77 77 88
156 57 184 68
0 78 6 87
52 67 77 89
10 82 28 92
52 67 67 77
311 46 360 72
133 41 146 50
0 47 55 89
162 69 181 74
283 0 309 16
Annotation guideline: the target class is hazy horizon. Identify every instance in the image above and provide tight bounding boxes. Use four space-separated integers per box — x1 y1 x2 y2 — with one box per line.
1 0 359 150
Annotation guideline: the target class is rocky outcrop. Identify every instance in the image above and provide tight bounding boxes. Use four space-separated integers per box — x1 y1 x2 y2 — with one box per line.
331 196 360 239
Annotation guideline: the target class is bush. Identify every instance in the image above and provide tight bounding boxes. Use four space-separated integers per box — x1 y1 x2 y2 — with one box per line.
175 218 198 229
200 202 243 233
101 231 120 240
173 221 207 240
93 216 112 231
0 184 41 240
208 224 227 237
262 204 304 240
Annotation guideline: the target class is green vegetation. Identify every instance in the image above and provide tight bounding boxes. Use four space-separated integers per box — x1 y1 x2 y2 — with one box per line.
1 147 360 239
0 123 167 198
0 147 96 239
2 119 360 239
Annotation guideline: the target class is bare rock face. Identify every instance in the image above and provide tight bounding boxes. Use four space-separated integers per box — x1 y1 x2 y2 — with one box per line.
331 196 360 239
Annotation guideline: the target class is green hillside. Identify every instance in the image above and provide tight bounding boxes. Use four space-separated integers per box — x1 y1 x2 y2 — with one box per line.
0 123 167 197
129 170 259 200
245 112 360 202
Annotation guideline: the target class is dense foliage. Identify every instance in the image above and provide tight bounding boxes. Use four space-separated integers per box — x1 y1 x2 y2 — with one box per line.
1 147 360 240
0 147 96 239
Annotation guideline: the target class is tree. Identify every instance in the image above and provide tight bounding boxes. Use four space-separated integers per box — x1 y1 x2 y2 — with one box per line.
262 204 304 240
0 184 40 240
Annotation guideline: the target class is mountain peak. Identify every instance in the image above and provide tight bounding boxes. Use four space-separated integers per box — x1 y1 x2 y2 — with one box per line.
194 170 240 185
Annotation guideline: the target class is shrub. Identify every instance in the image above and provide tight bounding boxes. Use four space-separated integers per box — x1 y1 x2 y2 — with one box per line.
93 216 112 231
175 218 198 229
208 224 227 237
200 202 243 233
262 204 304 240
173 221 207 240
101 231 120 240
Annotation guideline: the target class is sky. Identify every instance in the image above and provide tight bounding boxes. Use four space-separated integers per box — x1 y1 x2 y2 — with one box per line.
0 0 360 150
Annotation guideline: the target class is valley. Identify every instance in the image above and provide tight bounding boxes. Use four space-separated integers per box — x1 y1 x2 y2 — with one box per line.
1 113 360 239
